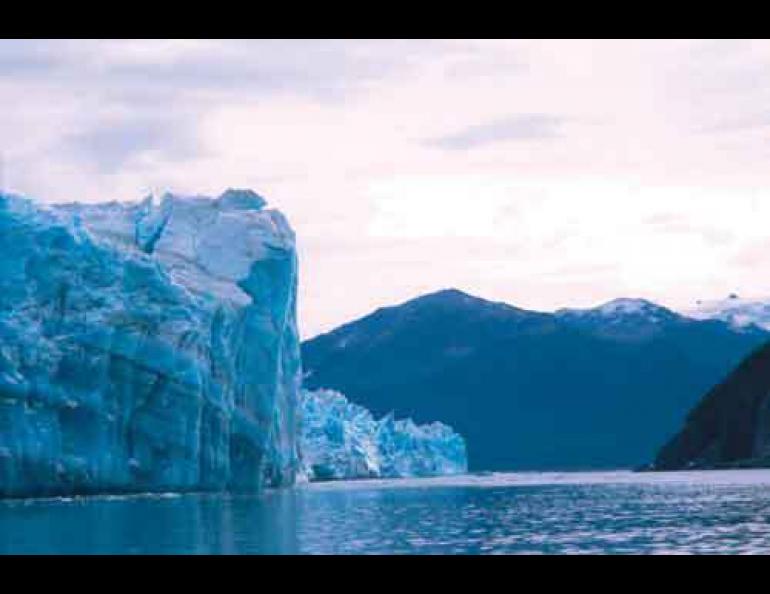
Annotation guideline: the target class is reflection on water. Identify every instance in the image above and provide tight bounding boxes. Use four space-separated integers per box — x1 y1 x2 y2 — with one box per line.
0 490 299 554
3 470 770 554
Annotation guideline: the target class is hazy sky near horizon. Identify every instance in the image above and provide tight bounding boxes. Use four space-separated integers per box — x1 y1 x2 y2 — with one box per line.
2 39 770 338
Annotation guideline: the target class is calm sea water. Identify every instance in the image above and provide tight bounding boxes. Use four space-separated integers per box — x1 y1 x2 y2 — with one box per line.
3 470 770 554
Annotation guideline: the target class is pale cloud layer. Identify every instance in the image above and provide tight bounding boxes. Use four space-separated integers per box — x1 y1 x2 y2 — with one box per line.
2 39 770 338
426 114 565 149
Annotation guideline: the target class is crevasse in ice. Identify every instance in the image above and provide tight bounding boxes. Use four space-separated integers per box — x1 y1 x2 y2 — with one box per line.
0 190 301 497
299 388 468 481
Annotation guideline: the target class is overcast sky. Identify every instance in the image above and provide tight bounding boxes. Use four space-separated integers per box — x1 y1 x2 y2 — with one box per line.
2 39 770 338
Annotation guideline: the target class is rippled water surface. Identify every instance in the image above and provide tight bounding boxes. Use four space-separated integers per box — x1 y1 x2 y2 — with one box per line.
3 470 770 554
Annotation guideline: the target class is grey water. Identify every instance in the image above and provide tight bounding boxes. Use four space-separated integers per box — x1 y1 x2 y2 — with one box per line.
3 470 770 554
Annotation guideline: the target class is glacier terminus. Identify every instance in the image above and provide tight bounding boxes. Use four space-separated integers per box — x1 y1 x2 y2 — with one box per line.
0 190 301 497
299 388 467 481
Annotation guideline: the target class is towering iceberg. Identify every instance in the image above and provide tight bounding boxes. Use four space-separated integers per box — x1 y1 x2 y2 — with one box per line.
299 388 467 481
0 190 301 497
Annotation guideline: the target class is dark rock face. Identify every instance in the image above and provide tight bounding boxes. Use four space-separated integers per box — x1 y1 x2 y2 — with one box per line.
654 342 770 470
302 289 769 471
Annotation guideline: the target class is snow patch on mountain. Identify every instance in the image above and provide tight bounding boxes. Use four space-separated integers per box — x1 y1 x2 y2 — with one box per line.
555 298 676 324
686 294 770 331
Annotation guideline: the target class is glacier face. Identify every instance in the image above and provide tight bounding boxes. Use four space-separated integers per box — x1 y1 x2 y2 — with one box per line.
0 190 301 497
299 388 467 481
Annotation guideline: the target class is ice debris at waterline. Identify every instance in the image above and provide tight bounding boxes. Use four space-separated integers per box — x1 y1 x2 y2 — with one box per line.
0 190 301 498
299 389 467 481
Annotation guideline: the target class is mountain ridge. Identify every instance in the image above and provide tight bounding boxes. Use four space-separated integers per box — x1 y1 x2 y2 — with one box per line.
302 288 769 471
654 340 770 470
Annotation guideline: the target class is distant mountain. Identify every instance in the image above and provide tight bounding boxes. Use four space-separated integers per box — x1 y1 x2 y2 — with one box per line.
653 341 770 470
302 289 769 471
686 294 770 331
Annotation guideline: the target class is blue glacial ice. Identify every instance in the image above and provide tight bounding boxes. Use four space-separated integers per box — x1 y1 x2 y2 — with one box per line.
299 388 468 481
0 190 301 497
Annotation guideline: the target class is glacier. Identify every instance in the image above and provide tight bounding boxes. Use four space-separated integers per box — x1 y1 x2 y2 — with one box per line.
0 189 301 497
299 388 467 481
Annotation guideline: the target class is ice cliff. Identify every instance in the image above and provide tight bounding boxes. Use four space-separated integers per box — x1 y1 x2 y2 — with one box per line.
0 189 301 497
299 388 467 481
